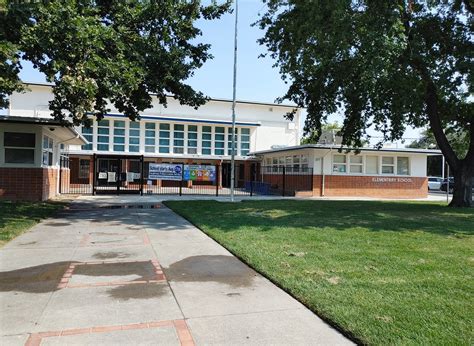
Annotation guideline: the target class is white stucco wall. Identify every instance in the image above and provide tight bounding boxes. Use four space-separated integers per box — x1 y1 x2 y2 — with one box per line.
8 84 301 155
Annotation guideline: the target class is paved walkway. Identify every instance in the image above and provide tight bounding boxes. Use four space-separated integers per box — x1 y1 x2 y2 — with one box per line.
0 202 352 345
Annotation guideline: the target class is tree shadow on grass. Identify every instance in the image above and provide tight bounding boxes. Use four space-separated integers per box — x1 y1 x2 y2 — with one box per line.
165 200 474 237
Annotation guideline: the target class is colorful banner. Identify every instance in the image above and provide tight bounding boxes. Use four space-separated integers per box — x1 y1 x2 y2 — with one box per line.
148 163 183 181
184 165 216 182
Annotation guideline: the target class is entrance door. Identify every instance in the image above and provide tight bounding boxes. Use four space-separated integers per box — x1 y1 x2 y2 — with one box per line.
94 156 143 195
96 158 120 193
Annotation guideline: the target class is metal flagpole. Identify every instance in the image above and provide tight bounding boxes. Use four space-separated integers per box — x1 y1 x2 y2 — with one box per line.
230 0 238 202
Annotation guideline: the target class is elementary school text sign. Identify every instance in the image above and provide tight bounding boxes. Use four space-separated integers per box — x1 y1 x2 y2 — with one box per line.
372 177 413 183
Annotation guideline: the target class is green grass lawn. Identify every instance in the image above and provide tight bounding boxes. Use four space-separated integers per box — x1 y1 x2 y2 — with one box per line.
0 201 65 246
165 200 474 345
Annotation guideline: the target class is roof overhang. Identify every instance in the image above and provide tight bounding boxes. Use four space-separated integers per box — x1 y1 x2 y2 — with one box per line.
0 115 88 146
251 144 443 156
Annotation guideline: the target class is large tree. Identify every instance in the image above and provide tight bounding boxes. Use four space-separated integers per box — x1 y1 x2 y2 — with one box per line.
257 0 473 207
0 0 230 125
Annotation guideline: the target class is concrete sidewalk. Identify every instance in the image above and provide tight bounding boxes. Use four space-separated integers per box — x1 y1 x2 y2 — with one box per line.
0 203 352 345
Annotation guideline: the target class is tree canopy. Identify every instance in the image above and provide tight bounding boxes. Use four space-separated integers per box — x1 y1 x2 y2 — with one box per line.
257 0 473 206
0 0 230 125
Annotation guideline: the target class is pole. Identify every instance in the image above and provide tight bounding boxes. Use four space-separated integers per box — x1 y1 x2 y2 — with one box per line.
230 0 238 202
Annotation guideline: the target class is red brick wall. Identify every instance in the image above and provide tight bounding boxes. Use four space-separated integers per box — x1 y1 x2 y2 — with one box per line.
0 167 60 201
262 173 427 198
314 175 428 198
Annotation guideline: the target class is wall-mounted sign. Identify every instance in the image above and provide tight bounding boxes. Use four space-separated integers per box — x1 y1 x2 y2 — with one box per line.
98 172 107 179
148 163 182 181
184 165 216 182
372 177 413 183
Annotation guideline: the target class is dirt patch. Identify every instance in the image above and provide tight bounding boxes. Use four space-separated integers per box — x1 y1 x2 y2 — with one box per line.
164 255 256 288
107 283 167 301
73 261 156 280
0 262 72 293
92 251 132 260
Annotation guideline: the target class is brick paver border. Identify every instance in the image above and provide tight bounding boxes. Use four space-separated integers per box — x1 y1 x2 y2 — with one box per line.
57 259 166 289
25 319 194 346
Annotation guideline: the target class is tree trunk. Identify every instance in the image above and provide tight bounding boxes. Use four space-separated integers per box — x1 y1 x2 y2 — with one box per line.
449 161 474 207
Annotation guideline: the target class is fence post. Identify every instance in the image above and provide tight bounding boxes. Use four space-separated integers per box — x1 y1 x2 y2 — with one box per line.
282 166 286 197
92 154 96 195
216 164 219 197
179 163 184 196
59 157 63 194
140 155 144 196
250 164 254 197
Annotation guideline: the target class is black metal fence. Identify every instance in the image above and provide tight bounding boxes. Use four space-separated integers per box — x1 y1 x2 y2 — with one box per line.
260 166 314 196
59 159 315 197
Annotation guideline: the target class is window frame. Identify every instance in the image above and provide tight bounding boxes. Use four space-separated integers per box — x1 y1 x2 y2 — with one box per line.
3 132 36 165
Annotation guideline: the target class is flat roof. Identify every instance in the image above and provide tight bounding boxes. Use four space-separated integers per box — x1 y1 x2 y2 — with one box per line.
251 144 443 156
21 82 300 109
0 115 88 145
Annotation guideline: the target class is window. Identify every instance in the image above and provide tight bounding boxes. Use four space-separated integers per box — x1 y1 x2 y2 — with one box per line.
42 135 54 166
81 126 92 150
333 154 347 173
382 156 395 174
214 127 225 155
173 124 184 154
145 123 156 153
240 128 250 156
4 132 36 164
227 127 238 155
397 157 409 175
113 120 125 152
187 125 198 154
79 159 90 178
97 120 110 151
292 155 300 172
202 126 212 155
365 156 378 174
301 155 309 169
159 123 170 153
349 155 363 173
129 122 140 152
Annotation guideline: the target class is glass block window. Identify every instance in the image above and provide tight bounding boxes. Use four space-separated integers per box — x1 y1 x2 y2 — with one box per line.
187 125 198 154
240 128 250 156
173 124 184 154
129 122 140 152
202 126 212 155
159 123 170 153
97 120 110 151
113 120 125 152
227 127 238 156
214 126 225 155
382 156 395 174
145 123 156 153
397 157 409 175
81 126 93 150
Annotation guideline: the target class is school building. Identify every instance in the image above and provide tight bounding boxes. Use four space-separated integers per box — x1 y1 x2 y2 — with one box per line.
0 83 439 201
